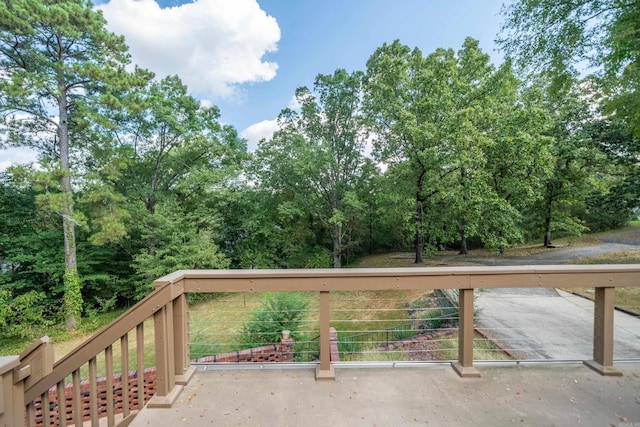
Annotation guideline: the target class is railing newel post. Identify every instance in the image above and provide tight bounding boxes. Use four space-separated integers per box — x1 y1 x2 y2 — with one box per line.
0 356 23 427
148 279 190 408
316 290 335 380
452 288 480 378
584 286 623 376
174 291 196 385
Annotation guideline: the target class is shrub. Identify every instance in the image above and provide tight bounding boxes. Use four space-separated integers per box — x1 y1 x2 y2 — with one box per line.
418 309 445 331
393 327 416 341
337 338 363 356
0 289 46 338
237 292 309 348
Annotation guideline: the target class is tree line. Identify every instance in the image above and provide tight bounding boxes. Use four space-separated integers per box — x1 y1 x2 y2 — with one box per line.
0 0 638 334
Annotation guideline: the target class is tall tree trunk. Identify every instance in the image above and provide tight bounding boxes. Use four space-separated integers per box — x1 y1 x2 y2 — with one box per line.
459 229 468 255
544 197 553 247
368 203 373 255
58 92 82 331
459 169 468 255
414 199 424 264
333 224 342 268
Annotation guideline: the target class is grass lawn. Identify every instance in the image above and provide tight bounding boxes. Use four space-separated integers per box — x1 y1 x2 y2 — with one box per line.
189 289 430 359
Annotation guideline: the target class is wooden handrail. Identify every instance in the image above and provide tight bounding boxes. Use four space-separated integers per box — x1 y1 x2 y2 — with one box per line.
2 264 638 427
166 265 640 292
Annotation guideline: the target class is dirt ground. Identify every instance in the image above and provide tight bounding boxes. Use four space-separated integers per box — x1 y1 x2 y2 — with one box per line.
421 227 640 266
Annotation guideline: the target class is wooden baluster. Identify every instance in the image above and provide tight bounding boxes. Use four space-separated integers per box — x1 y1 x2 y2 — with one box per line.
57 380 66 427
72 369 82 427
105 345 115 426
89 357 98 427
121 334 130 418
136 323 144 409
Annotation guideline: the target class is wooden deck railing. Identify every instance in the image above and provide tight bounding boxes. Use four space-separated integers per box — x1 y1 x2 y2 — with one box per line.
1 265 639 427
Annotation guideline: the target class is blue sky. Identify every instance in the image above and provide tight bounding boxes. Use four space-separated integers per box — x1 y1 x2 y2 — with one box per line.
1 0 507 169
227 0 505 141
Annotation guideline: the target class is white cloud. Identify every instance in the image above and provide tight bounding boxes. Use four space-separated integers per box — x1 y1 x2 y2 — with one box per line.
0 147 39 172
97 0 280 99
240 119 279 151
287 94 301 111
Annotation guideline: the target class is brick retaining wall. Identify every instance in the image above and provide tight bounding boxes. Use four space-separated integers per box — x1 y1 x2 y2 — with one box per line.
193 338 294 363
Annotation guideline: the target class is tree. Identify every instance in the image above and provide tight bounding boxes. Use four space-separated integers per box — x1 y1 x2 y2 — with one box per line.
364 38 529 260
109 76 245 217
498 0 640 137
364 40 452 262
237 292 309 348
521 77 599 246
479 63 554 251
255 69 369 268
582 119 640 230
0 0 145 329
217 186 331 269
99 75 246 294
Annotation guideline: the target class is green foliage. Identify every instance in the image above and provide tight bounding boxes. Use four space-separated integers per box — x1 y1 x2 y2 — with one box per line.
63 268 82 330
294 246 332 269
0 0 149 329
0 289 46 338
132 200 230 299
583 182 637 232
411 292 459 331
0 6 637 333
392 327 415 341
337 339 363 356
237 293 309 348
364 38 545 258
417 309 446 331
254 69 370 267
294 338 319 362
499 0 640 138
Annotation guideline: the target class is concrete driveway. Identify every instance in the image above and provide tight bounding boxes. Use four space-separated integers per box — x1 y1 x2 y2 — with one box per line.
475 288 640 360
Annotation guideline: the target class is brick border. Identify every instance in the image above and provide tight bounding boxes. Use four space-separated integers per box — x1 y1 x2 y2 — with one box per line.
32 368 157 426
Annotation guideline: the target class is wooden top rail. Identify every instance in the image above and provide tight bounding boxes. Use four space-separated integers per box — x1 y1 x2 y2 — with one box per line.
156 265 640 293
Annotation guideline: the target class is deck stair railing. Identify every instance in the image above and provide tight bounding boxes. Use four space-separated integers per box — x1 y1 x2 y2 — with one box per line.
0 265 638 427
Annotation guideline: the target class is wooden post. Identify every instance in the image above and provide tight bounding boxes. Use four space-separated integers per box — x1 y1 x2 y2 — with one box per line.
0 356 24 427
452 288 480 378
13 337 51 427
153 305 169 398
19 337 53 392
148 304 180 408
316 291 335 380
173 293 196 385
584 287 622 376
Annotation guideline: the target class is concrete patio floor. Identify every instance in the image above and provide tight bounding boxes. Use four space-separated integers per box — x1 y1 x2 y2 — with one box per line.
129 362 640 427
